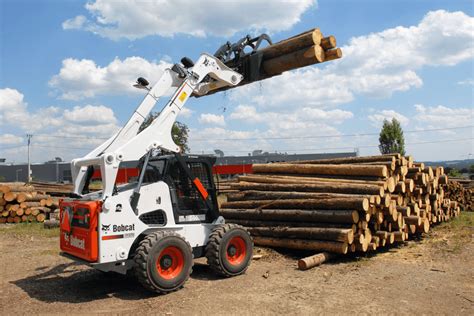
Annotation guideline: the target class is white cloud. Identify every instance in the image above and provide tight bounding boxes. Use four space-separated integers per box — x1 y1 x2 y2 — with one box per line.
368 110 409 127
190 105 354 154
230 10 473 109
230 105 353 124
0 134 23 145
62 15 87 30
178 108 193 119
49 57 171 100
0 88 121 162
63 105 118 124
63 0 315 40
413 104 473 128
458 79 474 86
198 113 226 126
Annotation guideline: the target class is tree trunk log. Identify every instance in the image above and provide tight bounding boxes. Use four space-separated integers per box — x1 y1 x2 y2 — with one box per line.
252 163 388 177
220 208 359 224
247 226 354 243
262 45 325 76
238 174 389 188
231 181 384 196
227 190 381 203
260 28 323 60
226 219 357 232
298 252 334 270
253 237 348 254
221 197 369 212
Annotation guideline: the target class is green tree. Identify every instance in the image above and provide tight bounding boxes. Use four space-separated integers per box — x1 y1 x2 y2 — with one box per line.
448 168 461 177
139 112 190 153
378 118 406 156
469 164 474 174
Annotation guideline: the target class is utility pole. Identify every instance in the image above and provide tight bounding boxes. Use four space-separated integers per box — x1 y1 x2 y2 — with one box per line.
26 134 32 183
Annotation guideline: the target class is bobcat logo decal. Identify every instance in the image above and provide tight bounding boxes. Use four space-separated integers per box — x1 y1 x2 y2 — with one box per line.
101 224 111 232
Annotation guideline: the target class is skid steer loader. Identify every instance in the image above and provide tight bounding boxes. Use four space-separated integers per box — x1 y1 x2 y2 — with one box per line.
59 35 272 293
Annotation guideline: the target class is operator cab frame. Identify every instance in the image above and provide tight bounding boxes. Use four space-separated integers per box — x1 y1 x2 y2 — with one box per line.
137 154 219 224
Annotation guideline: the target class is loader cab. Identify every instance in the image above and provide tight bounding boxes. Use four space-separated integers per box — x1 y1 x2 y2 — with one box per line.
139 155 219 224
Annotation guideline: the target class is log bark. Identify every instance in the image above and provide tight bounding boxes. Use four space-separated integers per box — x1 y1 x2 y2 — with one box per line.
20 201 42 208
321 36 336 50
231 181 384 196
253 237 348 254
226 219 357 232
221 197 369 212
260 28 323 60
262 45 325 76
253 163 387 177
247 226 354 244
298 252 334 270
220 208 359 224
404 216 422 226
287 155 396 165
227 190 381 203
324 48 343 61
238 174 389 189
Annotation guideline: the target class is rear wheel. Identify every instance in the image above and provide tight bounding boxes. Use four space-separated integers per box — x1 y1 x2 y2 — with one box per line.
205 224 253 277
134 231 193 293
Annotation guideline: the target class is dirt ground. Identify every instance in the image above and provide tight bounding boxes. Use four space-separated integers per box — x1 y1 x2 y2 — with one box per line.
0 214 473 315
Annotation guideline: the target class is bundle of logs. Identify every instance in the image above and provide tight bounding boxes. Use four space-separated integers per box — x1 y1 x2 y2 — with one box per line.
203 28 342 96
444 179 473 211
220 154 464 259
0 183 59 224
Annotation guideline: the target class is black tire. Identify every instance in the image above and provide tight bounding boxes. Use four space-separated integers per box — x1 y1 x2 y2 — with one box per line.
133 231 193 293
205 224 253 277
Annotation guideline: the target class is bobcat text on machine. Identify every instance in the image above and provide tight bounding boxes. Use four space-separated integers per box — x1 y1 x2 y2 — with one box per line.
59 34 272 293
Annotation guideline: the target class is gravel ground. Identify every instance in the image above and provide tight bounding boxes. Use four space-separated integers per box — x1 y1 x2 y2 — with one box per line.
0 213 473 315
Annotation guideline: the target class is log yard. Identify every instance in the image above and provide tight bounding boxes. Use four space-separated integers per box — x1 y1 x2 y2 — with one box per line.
0 0 473 315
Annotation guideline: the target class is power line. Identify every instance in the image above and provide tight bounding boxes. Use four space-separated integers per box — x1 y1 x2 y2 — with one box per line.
190 125 474 142
6 125 473 142
0 144 27 150
190 137 474 154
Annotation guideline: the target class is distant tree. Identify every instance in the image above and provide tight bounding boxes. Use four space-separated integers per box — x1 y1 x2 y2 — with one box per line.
139 112 190 153
448 168 461 177
378 118 406 156
470 164 474 174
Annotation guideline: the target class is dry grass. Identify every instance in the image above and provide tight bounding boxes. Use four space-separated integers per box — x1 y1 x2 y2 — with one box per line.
0 223 59 238
426 212 474 253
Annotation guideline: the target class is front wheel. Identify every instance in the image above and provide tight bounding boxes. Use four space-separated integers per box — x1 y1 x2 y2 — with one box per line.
133 231 193 293
205 224 253 277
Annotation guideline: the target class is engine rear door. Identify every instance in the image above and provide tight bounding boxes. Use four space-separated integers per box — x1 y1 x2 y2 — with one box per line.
59 200 100 262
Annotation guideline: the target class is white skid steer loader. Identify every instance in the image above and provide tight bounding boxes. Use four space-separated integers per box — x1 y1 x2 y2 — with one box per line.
59 35 272 293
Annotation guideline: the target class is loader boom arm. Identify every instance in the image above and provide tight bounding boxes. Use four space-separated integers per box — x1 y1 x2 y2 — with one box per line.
71 53 243 197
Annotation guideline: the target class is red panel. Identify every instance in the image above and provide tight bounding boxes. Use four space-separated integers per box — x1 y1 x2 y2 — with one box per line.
213 164 253 175
59 200 100 262
92 168 139 184
91 164 253 182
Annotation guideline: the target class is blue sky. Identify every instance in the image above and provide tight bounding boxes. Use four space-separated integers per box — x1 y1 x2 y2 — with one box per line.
0 0 473 163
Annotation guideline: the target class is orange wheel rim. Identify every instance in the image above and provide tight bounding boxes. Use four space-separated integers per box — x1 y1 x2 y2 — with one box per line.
226 236 246 265
156 246 184 280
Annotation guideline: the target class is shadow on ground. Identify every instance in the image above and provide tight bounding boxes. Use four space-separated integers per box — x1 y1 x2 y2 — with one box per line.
12 260 221 303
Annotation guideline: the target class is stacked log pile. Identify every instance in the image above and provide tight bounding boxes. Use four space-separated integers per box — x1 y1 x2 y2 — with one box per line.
221 154 462 255
0 183 59 224
444 179 473 211
201 28 342 96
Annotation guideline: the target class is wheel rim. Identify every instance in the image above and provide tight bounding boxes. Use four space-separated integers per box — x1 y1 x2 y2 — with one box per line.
156 246 184 280
226 236 246 265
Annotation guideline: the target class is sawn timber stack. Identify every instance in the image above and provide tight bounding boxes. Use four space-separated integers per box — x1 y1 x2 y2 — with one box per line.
220 154 465 256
